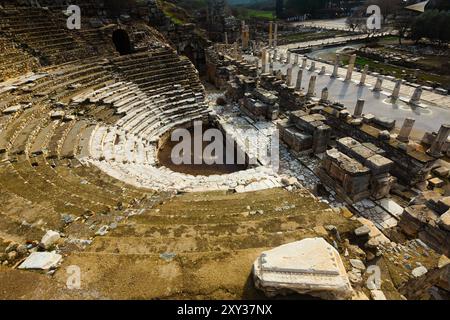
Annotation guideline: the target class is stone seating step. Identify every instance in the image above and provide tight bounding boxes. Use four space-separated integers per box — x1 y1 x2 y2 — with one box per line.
60 120 90 159
30 120 58 156
0 162 86 217
9 117 43 155
46 121 75 159
30 156 117 211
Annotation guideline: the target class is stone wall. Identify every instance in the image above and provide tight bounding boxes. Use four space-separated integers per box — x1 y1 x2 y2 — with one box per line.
399 192 450 256
320 105 436 186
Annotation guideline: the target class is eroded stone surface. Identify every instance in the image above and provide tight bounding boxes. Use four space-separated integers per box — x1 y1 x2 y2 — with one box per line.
253 238 354 300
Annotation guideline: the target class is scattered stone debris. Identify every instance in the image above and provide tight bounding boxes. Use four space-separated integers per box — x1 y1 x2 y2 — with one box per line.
18 252 62 270
40 230 61 249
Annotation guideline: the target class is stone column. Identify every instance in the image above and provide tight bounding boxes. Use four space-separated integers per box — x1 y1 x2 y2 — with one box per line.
287 51 291 64
397 118 415 143
345 54 356 81
295 69 303 91
242 23 250 50
410 86 423 105
359 65 369 85
286 66 293 86
307 73 317 97
374 77 383 92
224 32 228 45
319 66 326 75
309 61 316 71
269 61 274 74
302 57 307 69
353 99 365 117
294 54 299 66
391 80 402 100
273 49 278 61
428 125 450 157
321 87 329 101
268 21 273 47
261 48 267 73
332 54 340 77
274 23 278 47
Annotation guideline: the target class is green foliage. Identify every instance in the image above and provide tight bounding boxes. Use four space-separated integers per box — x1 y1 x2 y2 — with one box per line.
285 0 331 16
410 10 450 44
233 7 275 20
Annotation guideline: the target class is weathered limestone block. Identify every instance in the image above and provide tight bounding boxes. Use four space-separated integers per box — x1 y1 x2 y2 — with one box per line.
399 204 450 256
253 238 354 300
319 149 371 201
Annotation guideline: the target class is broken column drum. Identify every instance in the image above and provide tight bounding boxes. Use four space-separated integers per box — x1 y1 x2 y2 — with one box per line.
321 87 329 101
397 118 415 143
353 99 365 118
428 124 450 157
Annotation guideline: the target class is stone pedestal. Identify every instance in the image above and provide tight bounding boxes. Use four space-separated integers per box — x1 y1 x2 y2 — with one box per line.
397 118 415 143
309 61 316 71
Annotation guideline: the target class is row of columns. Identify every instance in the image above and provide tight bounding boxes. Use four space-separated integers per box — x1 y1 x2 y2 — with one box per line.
262 50 425 106
259 47 447 158
260 49 447 154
